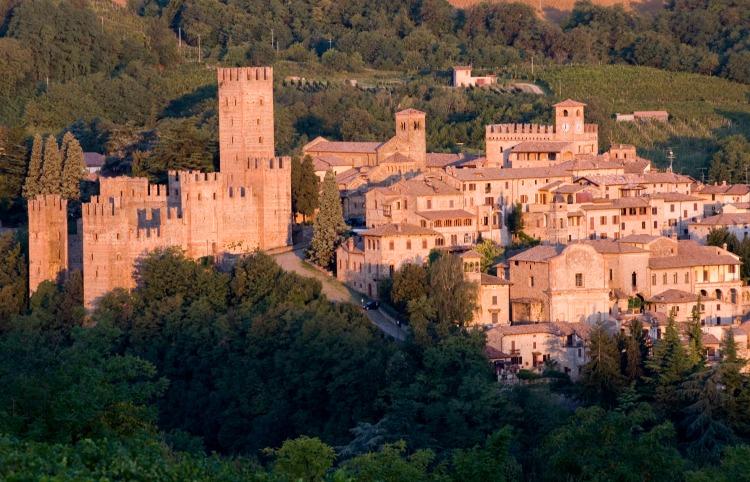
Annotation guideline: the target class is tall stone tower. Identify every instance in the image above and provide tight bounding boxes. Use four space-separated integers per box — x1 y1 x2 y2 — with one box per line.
554 99 586 141
28 194 68 294
217 66 275 183
394 109 427 166
217 65 291 249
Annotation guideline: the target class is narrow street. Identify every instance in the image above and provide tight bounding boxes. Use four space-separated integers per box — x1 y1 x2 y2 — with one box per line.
273 248 406 341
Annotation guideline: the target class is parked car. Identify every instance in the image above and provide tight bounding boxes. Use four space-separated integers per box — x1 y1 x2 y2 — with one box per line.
362 300 380 310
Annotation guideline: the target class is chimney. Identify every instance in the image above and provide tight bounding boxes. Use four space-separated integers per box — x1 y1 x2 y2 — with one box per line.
723 243 728 251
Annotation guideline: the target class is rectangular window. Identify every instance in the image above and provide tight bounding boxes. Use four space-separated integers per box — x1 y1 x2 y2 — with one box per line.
575 273 583 287
389 241 394 250
685 272 689 283
600 216 606 225
492 296 498 305
422 239 427 249
530 276 535 287
406 240 412 250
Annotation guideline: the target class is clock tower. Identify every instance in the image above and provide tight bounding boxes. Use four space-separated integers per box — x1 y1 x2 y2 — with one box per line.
554 99 586 141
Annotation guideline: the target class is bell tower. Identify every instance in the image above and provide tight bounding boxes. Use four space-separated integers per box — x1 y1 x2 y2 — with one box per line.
217 66 275 183
554 99 586 141
394 108 427 166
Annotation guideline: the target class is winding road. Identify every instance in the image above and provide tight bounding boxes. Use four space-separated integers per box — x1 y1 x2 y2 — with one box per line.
273 248 406 341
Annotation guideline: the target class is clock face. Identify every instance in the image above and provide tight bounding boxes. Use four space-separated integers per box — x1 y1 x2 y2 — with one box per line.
561 122 570 133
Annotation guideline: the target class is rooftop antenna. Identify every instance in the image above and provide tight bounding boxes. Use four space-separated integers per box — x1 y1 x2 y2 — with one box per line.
667 147 675 173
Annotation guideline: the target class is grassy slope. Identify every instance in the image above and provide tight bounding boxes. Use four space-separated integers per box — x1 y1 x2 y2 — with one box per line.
537 65 750 177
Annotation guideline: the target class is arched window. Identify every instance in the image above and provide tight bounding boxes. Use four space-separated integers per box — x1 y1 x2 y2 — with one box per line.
631 272 637 287
563 109 569 117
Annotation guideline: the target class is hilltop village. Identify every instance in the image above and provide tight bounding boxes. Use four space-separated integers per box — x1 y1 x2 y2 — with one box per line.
26 65 750 383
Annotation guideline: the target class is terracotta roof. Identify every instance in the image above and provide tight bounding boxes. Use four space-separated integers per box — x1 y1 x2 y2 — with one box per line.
648 240 740 269
619 234 660 244
336 168 364 184
372 177 460 197
583 240 645 254
449 166 568 181
559 157 624 171
697 183 750 195
460 249 481 258
363 223 439 237
381 152 415 164
690 213 750 226
481 273 511 285
312 155 351 171
702 333 721 345
554 99 587 107
416 209 475 220
511 141 572 153
642 172 694 184
426 152 466 168
647 289 715 304
485 345 511 359
488 321 591 338
84 152 105 168
650 192 702 202
307 140 383 154
509 244 565 262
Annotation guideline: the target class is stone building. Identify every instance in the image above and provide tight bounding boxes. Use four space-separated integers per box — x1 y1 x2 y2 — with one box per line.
28 66 292 308
336 223 440 298
452 66 497 87
485 322 591 381
485 100 598 167
509 243 611 324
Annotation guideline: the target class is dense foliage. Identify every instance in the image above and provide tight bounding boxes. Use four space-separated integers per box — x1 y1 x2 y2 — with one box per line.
2 241 750 478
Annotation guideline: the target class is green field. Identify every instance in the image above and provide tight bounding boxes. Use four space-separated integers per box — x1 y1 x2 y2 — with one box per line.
536 65 750 177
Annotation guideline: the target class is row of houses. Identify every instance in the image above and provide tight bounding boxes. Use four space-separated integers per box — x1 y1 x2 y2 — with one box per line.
316 99 750 382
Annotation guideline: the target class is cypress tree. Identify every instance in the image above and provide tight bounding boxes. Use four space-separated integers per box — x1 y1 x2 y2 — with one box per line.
582 321 624 407
60 131 85 200
291 155 302 216
686 299 705 368
308 170 346 269
39 135 62 195
22 133 43 199
297 155 320 222
648 314 691 414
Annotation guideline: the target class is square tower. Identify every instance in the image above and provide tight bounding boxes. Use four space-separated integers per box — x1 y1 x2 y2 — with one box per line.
28 194 68 294
554 99 586 141
394 109 427 166
217 66 275 182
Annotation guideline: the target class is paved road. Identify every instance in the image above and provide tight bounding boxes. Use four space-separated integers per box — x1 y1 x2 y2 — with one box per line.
273 248 406 340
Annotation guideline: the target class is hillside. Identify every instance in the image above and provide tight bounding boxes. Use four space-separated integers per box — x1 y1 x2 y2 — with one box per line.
448 0 665 20
535 65 750 176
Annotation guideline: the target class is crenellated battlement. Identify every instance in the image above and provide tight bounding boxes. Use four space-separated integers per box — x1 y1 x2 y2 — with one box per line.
487 123 555 136
28 194 66 213
99 176 167 202
218 66 273 83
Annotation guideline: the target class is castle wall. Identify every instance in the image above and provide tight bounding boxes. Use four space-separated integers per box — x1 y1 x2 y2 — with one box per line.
28 195 69 294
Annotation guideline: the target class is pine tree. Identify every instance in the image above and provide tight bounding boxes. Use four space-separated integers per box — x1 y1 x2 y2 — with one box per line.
39 135 62 195
686 299 705 368
648 314 691 414
22 133 43 199
582 321 624 407
60 131 85 200
297 155 320 222
308 170 346 269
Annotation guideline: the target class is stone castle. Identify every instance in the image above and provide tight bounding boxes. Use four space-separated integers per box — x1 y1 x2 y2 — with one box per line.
28 66 292 308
